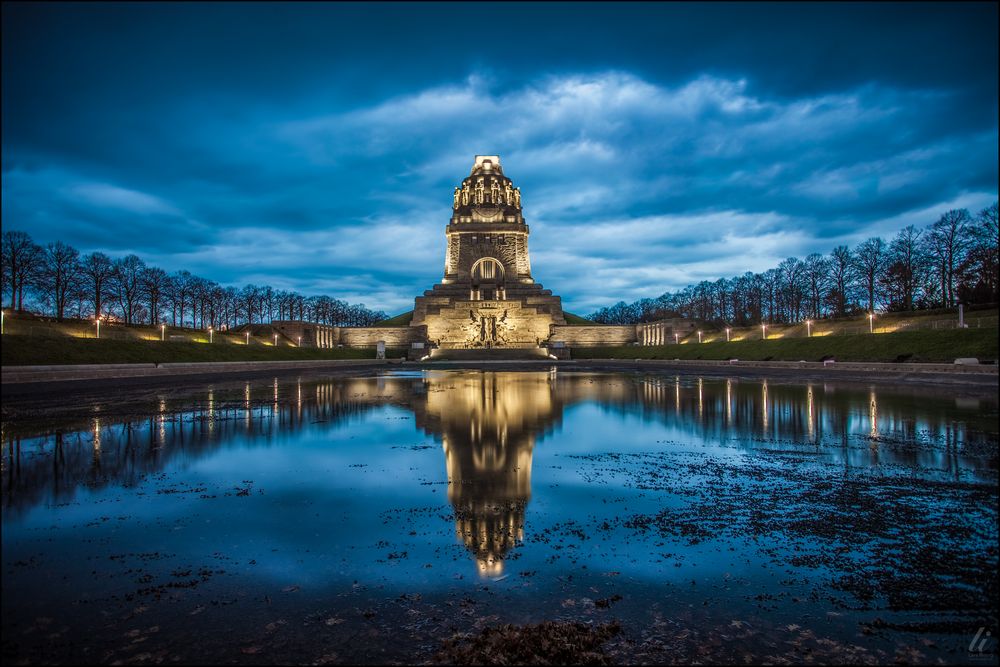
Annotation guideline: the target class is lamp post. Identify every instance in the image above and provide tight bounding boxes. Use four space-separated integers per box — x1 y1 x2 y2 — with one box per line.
95 318 101 339
209 327 214 343
273 333 278 346
1 310 5 335
806 319 812 337
868 312 874 333
674 333 679 344
697 330 703 343
246 331 250 345
297 336 302 347
725 327 731 342
161 324 165 341
761 323 767 340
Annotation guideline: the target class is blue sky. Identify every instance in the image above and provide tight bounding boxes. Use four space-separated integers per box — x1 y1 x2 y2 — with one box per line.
2 2 997 315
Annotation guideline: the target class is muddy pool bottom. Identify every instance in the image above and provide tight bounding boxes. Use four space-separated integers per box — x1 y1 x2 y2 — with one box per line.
2 369 997 664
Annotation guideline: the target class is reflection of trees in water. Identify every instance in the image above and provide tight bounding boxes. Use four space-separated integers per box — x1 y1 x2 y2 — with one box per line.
1 379 388 515
568 375 989 472
3 372 992 532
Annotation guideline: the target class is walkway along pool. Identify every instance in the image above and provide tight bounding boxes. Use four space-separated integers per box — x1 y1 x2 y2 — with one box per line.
2 369 997 664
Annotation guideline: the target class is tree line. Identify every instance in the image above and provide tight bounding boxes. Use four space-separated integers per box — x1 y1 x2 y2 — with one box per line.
0 231 388 329
588 203 998 325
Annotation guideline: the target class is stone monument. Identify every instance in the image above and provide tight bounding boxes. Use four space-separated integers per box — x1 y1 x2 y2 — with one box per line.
411 156 566 351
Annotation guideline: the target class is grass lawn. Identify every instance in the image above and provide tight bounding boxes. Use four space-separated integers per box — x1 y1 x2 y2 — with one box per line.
0 335 401 366
571 328 998 363
563 311 594 325
374 311 414 326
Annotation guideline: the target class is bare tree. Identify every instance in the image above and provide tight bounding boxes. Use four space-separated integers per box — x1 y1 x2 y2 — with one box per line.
803 253 829 319
883 225 925 311
38 241 82 321
924 209 971 307
2 230 43 311
111 255 146 324
141 266 169 325
958 201 998 304
80 252 115 319
853 237 887 314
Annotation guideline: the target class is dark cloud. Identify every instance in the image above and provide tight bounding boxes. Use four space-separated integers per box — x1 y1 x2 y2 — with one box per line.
2 2 996 315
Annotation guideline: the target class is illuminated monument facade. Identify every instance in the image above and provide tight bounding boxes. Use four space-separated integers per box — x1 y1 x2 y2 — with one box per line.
411 156 567 351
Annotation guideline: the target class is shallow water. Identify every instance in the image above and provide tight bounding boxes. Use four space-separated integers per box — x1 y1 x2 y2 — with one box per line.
2 369 998 664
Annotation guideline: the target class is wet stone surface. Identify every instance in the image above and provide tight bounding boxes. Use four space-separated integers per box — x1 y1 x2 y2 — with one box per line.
2 369 997 664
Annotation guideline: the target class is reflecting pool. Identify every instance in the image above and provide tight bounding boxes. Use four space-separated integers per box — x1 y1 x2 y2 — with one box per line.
2 370 997 664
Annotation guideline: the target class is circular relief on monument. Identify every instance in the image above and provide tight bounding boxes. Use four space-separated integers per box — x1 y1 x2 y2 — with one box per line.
472 206 502 222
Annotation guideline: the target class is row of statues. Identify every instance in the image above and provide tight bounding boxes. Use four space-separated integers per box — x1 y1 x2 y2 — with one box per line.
454 179 521 208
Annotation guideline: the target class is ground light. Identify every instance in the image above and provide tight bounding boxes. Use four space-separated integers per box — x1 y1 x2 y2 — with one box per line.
761 323 767 340
209 327 214 343
806 319 812 337
725 327 730 342
160 324 165 341
869 312 874 333
95 318 101 339
697 330 703 343
297 336 302 347
674 333 679 344
246 331 250 345
273 333 278 346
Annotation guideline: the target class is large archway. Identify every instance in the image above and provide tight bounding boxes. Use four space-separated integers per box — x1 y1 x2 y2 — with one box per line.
471 257 505 300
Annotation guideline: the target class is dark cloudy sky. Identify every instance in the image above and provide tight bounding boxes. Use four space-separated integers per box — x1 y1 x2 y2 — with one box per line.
3 2 997 315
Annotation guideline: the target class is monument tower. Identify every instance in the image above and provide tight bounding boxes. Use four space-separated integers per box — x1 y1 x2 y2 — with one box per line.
411 155 566 350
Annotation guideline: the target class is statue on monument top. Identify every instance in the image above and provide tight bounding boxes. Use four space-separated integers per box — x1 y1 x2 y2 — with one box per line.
490 179 500 204
475 178 485 204
461 183 470 205
454 187 461 209
514 187 521 208
504 182 513 206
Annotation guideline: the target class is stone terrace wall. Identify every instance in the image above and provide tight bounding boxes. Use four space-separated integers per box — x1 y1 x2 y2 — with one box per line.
549 325 637 347
339 326 427 348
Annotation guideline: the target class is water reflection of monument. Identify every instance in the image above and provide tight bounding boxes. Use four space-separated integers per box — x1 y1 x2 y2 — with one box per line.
411 371 561 576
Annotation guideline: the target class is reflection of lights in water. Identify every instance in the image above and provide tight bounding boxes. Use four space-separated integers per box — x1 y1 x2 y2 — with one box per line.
297 380 302 418
674 376 680 414
869 390 878 438
762 381 769 431
806 385 813 433
92 418 102 461
273 378 279 418
697 378 703 418
158 399 167 443
245 383 252 426
207 389 215 435
725 379 733 426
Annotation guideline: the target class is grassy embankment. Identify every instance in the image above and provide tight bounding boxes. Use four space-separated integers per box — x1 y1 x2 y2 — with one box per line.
572 328 998 363
0 335 392 366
